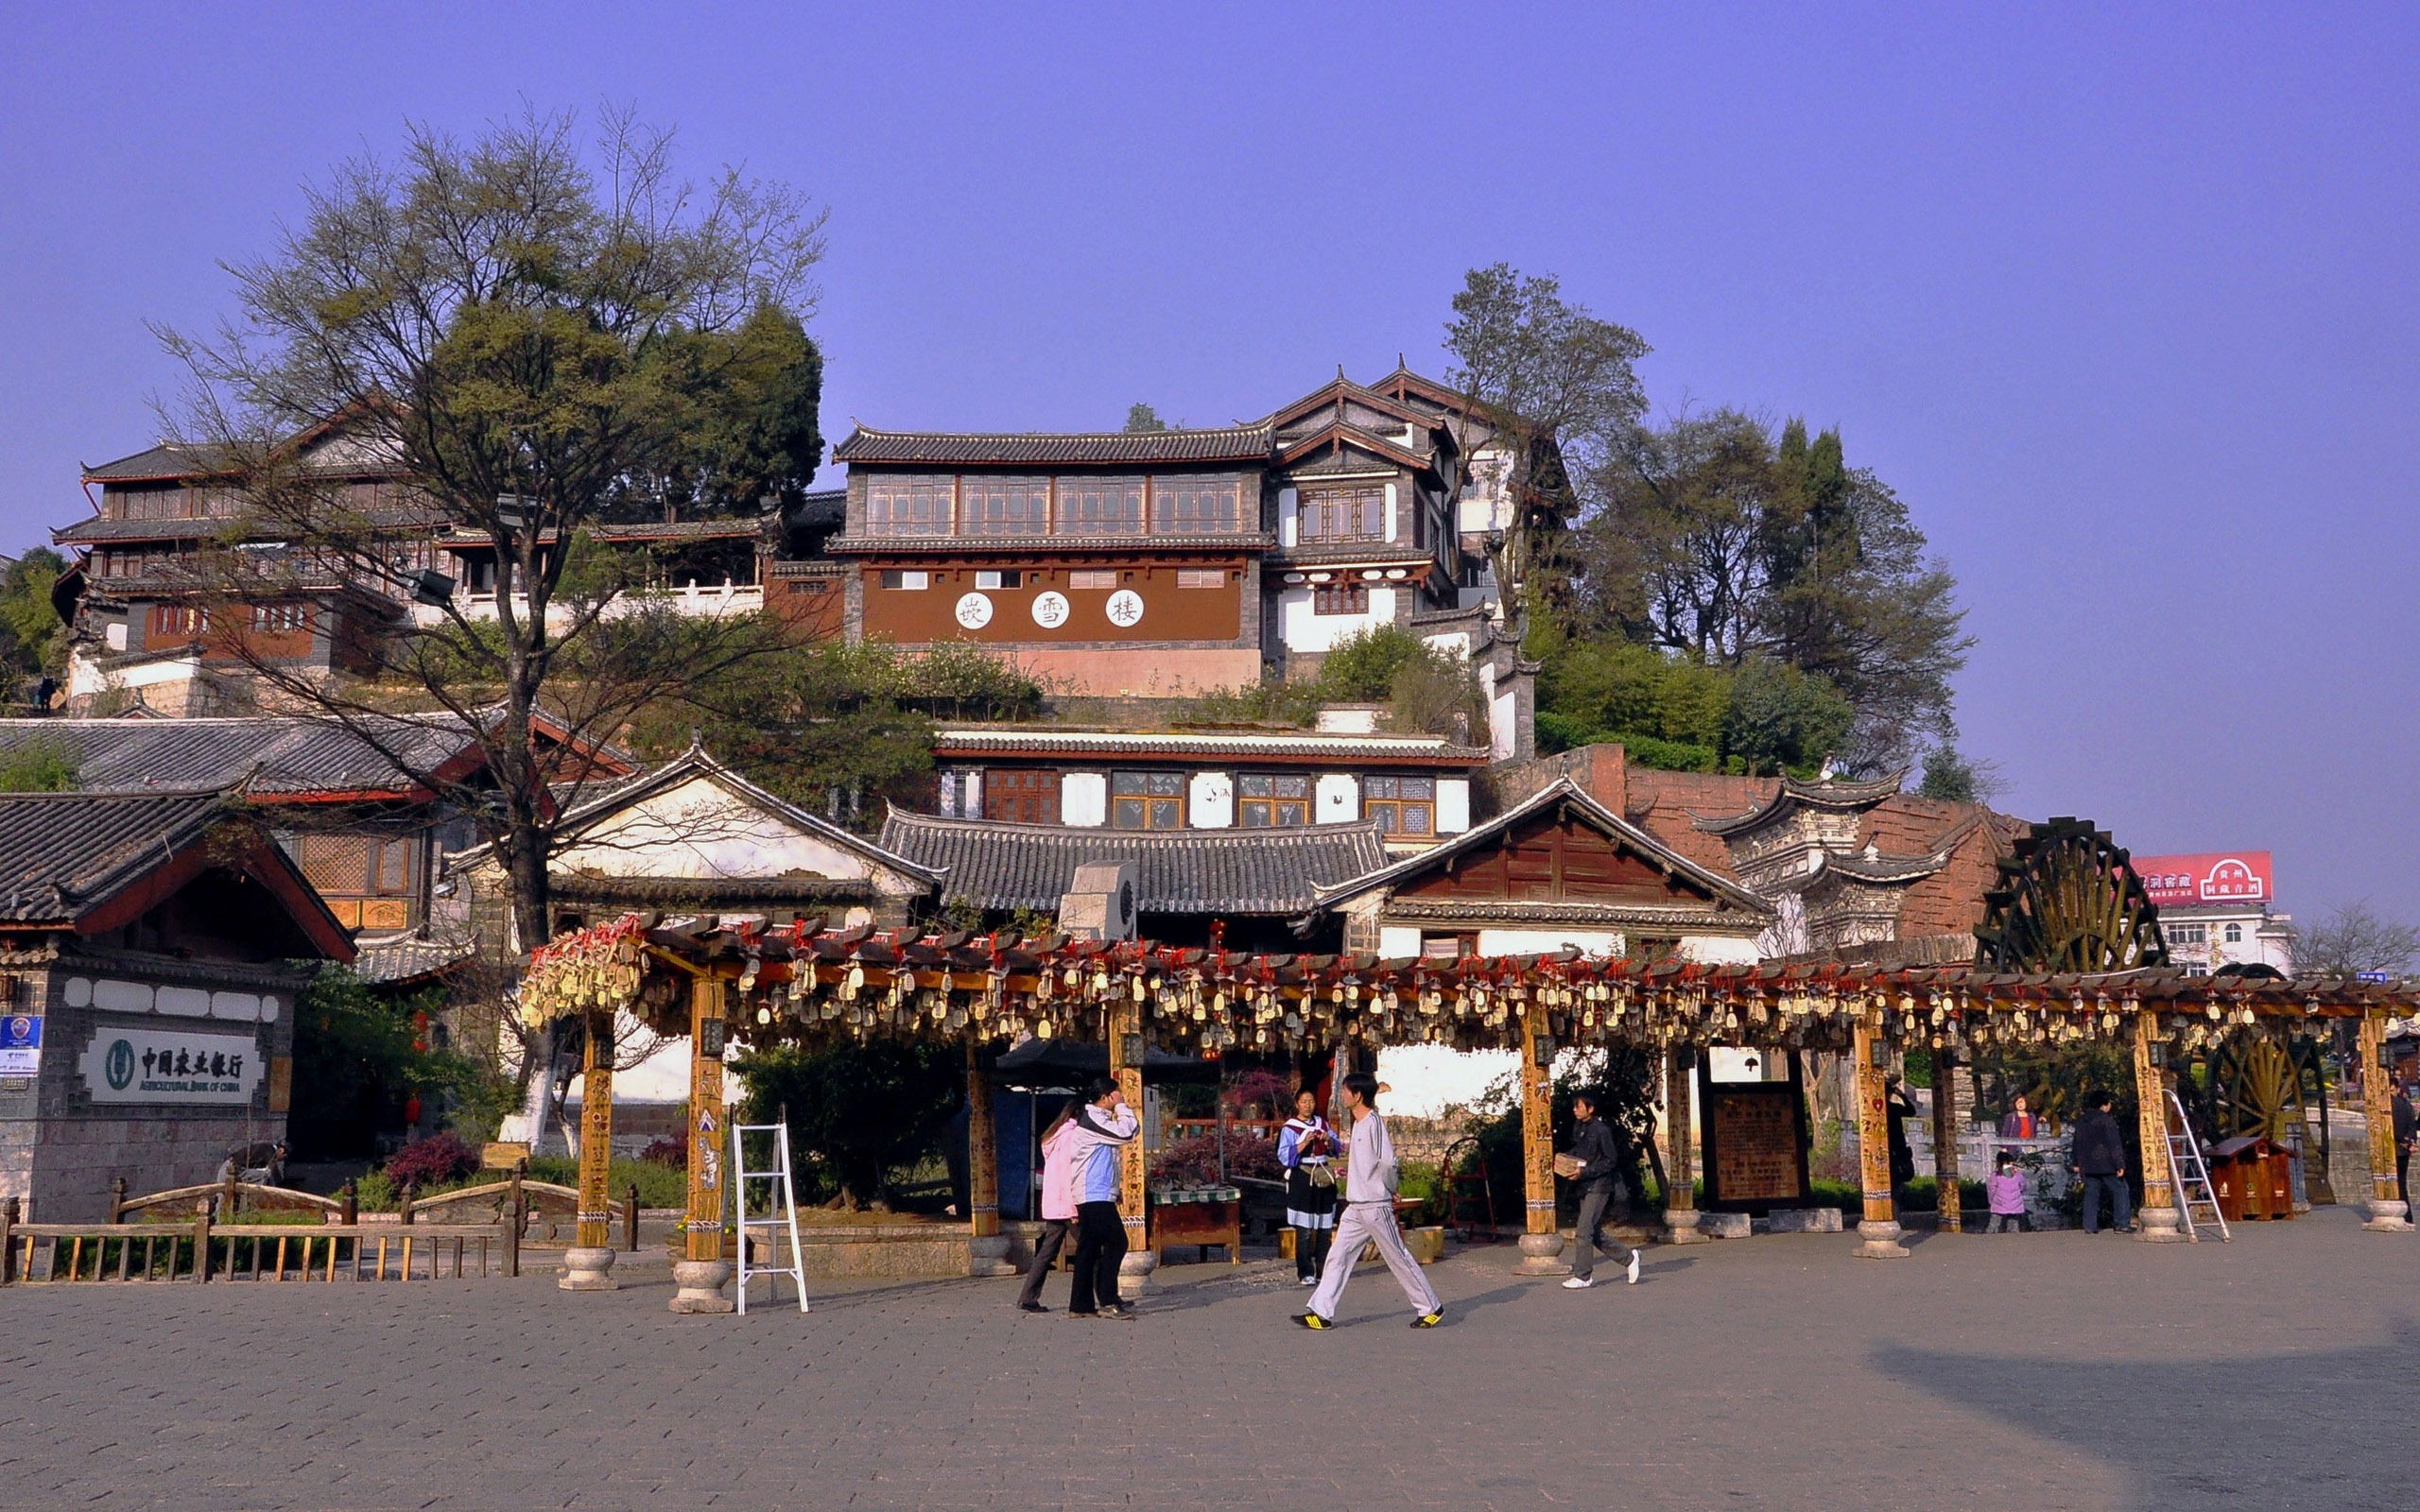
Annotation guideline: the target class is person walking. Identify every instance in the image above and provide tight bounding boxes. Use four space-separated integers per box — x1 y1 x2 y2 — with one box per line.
2393 1073 2416 1212
1294 1073 1443 1331
1984 1152 2030 1233
1277 1088 1339 1287
1559 1090 1642 1290
1063 1076 1140 1320
1014 1097 1080 1313
2071 1090 2134 1234
1884 1074 1917 1206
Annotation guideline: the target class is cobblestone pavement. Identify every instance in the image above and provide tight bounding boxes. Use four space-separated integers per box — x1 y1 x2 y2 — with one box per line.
3 1208 2414 1512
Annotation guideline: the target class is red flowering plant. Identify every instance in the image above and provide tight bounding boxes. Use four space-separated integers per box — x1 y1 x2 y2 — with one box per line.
1150 1131 1282 1188
381 1131 479 1191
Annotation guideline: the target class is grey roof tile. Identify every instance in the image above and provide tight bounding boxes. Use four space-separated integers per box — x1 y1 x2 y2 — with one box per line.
833 424 1276 467
0 790 228 922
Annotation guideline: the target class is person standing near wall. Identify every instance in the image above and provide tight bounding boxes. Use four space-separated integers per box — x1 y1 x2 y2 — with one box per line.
1015 1097 1080 1314
1064 1077 1140 1320
1277 1088 1339 1288
1294 1073 1443 1331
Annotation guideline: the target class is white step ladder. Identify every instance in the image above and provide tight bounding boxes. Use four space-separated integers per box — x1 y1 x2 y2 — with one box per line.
2165 1089 2231 1243
732 1119 808 1314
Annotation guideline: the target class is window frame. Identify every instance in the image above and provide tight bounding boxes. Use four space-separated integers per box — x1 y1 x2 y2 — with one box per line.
1311 581 1370 615
1298 486 1385 542
1110 769 1186 831
1236 772 1311 829
1363 774 1436 836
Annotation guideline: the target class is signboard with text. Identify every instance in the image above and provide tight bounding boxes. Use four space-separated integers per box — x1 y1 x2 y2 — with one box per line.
77 1027 264 1105
0 1012 39 1076
2132 851 2273 907
1696 1057 1815 1213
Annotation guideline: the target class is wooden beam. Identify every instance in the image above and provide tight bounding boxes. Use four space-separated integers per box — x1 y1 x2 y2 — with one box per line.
1852 1010 1907 1258
686 978 727 1264
1110 995 1150 1295
2360 1007 2412 1231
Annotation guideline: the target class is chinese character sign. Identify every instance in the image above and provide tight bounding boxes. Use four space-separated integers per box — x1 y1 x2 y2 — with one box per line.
2132 851 2273 906
76 1027 265 1104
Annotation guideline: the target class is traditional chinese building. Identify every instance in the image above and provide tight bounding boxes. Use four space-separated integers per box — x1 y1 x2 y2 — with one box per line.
0 790 354 1220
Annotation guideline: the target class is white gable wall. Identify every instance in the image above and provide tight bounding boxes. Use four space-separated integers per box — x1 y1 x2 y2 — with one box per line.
553 775 904 890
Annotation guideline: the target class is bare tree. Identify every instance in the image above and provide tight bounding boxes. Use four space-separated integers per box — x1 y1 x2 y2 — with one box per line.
155 106 826 961
2295 901 2420 978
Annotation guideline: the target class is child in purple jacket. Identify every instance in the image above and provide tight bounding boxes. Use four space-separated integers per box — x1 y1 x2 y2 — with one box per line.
1985 1152 2029 1233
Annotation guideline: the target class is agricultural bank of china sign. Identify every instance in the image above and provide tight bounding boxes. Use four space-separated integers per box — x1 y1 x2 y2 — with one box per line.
78 1026 265 1105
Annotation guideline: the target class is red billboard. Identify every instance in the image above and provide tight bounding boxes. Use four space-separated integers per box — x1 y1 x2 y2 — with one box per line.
2131 851 2273 907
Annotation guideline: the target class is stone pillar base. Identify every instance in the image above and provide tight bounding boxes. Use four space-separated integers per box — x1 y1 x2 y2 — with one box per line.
1663 1209 1711 1246
559 1246 619 1291
1853 1219 1908 1260
968 1234 1018 1278
1515 1230 1570 1274
1116 1247 1158 1300
2135 1205 2188 1244
2362 1198 2412 1232
668 1259 735 1313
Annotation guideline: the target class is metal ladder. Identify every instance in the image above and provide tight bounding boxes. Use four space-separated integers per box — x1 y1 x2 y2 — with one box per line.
2165 1089 2230 1243
731 1119 808 1313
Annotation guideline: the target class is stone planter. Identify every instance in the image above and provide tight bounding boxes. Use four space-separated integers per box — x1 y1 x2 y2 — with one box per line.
1404 1225 1444 1265
668 1259 735 1313
559 1246 619 1291
1515 1230 1570 1274
1852 1218 1908 1260
1116 1247 1158 1299
967 1234 1017 1278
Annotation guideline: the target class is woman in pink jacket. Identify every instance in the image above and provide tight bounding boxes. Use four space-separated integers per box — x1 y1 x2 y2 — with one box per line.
1015 1098 1080 1313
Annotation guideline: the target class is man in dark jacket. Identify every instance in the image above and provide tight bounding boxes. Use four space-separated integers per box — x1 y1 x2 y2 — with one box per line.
2071 1090 2133 1234
1559 1091 1641 1289
2392 1074 2416 1211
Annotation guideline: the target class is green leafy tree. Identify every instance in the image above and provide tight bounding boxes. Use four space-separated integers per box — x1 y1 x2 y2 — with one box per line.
157 107 826 954
1917 746 2003 802
1721 658 1854 775
0 737 78 792
1314 624 1429 700
736 1040 962 1209
0 548 67 682
1124 403 1169 433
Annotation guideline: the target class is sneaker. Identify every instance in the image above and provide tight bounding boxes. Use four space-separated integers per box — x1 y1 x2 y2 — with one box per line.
1098 1306 1136 1321
1626 1252 1642 1285
1562 1275 1595 1290
1299 1275 1318 1287
1017 1301 1050 1314
1293 1313 1332 1331
1409 1310 1443 1329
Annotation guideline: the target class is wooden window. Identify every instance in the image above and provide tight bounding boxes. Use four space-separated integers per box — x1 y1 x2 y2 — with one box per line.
1363 775 1434 836
251 604 308 633
866 476 954 537
147 604 207 640
298 833 417 898
1312 581 1369 615
1068 570 1119 590
1054 476 1145 535
878 570 930 590
1236 772 1309 828
1420 933 1474 960
1153 475 1242 535
983 768 1060 825
1111 770 1184 830
963 478 1050 536
1176 568 1225 589
1299 486 1384 541
975 570 1025 589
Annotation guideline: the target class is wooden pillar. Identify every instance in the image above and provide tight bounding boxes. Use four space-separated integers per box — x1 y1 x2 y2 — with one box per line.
1931 1049 1962 1234
1664 1047 1705 1243
965 1037 1014 1276
684 977 727 1264
1852 1008 1907 1258
2359 1007 2411 1231
2131 1008 2186 1242
1514 1026 1565 1272
1109 994 1151 1293
560 1009 620 1290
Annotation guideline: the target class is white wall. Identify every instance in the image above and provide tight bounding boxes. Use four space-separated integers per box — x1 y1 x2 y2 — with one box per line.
1277 585 1398 654
1478 927 1623 956
1379 925 1424 957
1436 778 1471 833
1189 770 1234 829
1061 772 1107 827
1315 773 1360 824
1680 934 1762 965
555 775 877 883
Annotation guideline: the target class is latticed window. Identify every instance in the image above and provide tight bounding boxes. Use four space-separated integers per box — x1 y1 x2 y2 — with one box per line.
1153 475 1243 535
962 478 1050 536
983 768 1059 824
297 833 417 897
1054 476 1145 535
1111 770 1184 830
1236 773 1309 828
1299 487 1384 541
866 476 954 537
1312 581 1368 615
1363 775 1434 836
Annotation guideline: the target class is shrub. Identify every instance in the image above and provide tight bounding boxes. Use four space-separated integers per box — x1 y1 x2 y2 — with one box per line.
639 1133 689 1166
1221 1068 1290 1118
735 1040 960 1209
1150 1131 1281 1187
382 1131 478 1190
1315 625 1427 700
527 1155 689 1208
354 1170 398 1211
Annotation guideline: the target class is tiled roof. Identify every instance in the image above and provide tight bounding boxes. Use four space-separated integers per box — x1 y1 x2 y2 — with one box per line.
929 727 1489 765
0 716 482 798
833 424 1276 467
55 516 243 544
353 930 477 986
823 531 1272 555
80 443 237 483
0 790 230 922
877 810 1390 916
1693 771 1911 835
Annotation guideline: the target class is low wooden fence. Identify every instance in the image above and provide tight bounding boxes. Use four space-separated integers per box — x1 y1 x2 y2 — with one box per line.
2 1196 518 1284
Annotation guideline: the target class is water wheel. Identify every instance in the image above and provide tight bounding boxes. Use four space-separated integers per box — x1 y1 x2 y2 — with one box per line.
2201 1034 2332 1202
1974 817 2169 971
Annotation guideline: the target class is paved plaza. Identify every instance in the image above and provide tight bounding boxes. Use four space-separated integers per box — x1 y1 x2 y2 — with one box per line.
2 1208 2412 1511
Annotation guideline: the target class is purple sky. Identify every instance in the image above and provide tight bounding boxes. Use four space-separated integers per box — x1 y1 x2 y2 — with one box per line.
4 5 2414 928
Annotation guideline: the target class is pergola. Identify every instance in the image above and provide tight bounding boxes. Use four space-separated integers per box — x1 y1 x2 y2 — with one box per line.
520 914 2420 1306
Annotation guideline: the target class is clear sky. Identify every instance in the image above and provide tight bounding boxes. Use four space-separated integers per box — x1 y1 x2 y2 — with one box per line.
3 3 2413 928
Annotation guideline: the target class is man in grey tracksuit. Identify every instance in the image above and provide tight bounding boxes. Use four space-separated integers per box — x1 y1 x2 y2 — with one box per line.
1295 1072 1443 1330
1561 1090 1641 1289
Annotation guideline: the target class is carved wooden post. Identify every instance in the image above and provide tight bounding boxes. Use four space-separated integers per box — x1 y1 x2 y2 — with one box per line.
1664 1046 1706 1243
1515 1022 1565 1273
966 1037 1014 1277
560 1010 619 1290
1110 991 1152 1297
109 1176 128 1224
2132 1006 2186 1242
2360 1006 2411 1231
1852 1006 1907 1258
670 973 735 1311
1931 1048 1962 1233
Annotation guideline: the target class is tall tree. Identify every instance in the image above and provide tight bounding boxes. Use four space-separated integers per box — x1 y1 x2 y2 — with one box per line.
158 108 827 954
1442 265 1650 613
1124 403 1169 433
0 547 68 687
2294 902 2420 978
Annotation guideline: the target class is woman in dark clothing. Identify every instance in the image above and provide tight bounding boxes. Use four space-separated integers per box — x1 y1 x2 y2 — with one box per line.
1277 1089 1339 1286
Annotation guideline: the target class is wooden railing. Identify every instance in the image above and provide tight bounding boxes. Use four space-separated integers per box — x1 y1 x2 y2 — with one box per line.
1 1196 518 1284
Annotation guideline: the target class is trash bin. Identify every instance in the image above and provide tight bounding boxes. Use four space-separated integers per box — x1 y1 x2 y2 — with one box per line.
2209 1135 2294 1221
